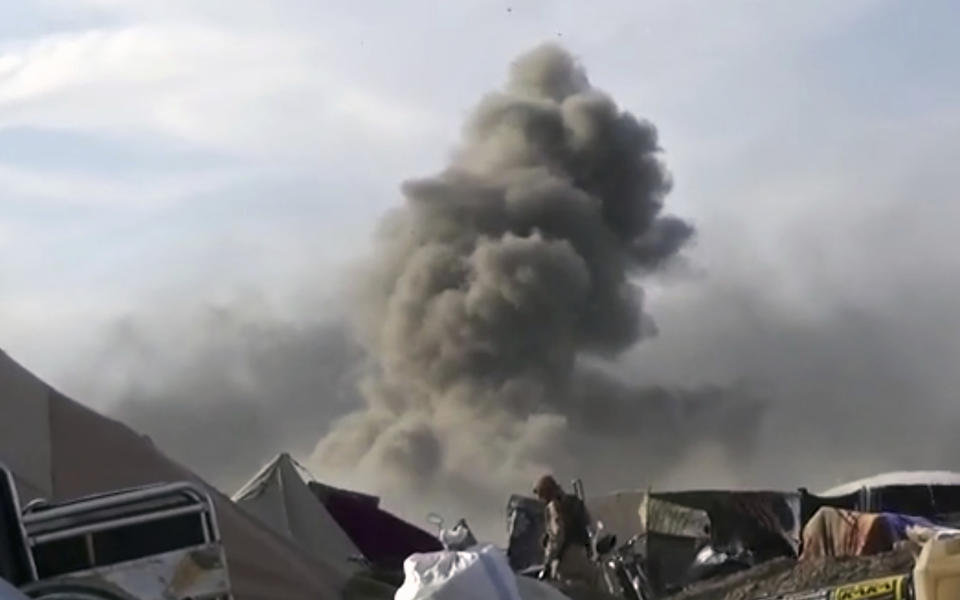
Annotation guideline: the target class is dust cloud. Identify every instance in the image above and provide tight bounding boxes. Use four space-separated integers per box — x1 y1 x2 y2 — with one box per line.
305 44 752 534
51 43 960 541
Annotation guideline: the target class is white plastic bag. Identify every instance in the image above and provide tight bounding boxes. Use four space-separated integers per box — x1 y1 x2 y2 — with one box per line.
395 544 522 600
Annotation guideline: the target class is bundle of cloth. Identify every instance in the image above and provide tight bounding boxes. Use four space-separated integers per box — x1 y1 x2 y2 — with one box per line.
800 506 959 560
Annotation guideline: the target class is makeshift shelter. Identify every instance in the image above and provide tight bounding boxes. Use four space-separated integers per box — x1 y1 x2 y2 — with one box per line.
232 453 362 573
800 506 933 560
589 490 801 556
808 472 960 522
0 350 381 600
589 489 801 593
308 480 442 572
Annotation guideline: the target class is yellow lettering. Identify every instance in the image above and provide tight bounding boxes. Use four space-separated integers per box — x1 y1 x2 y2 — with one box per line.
832 576 902 600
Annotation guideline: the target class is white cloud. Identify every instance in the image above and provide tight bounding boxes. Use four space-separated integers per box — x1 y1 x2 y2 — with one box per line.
0 23 443 162
0 161 251 209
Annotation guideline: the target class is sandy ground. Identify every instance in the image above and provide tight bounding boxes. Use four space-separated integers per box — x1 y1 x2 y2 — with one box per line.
666 548 915 600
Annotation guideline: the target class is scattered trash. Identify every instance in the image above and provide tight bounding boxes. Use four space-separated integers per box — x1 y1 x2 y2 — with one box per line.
427 513 478 552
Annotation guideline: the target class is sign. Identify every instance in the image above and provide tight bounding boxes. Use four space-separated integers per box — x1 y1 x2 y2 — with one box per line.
833 575 906 600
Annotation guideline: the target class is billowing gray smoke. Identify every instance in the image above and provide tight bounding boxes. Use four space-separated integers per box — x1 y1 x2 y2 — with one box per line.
59 40 960 543
307 44 737 529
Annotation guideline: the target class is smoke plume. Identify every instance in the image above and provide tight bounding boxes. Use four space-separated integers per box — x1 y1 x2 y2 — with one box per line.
35 38 954 543
307 44 744 530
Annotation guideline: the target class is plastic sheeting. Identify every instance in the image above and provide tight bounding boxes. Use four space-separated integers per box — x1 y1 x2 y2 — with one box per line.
395 545 524 600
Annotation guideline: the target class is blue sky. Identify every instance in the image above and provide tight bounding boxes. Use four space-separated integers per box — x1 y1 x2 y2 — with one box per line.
2 0 960 456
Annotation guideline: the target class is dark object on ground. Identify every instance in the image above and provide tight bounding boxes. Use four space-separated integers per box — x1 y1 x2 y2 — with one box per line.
309 481 442 572
665 547 915 600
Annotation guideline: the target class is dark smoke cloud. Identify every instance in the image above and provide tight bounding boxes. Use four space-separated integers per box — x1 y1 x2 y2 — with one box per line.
306 44 736 532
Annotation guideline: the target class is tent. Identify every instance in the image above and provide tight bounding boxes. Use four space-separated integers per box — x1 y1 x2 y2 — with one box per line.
811 472 960 520
800 506 932 560
232 453 362 574
308 480 442 572
0 349 384 600
820 472 960 496
233 454 441 574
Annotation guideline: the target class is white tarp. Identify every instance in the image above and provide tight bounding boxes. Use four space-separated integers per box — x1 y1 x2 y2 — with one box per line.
395 545 525 600
233 453 362 573
821 471 960 496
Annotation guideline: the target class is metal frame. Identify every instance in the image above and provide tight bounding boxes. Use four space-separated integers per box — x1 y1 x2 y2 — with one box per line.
21 482 222 548
0 463 39 582
20 480 231 599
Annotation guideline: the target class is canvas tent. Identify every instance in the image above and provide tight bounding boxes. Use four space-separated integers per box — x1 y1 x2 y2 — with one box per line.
0 349 384 600
232 453 362 573
810 472 960 520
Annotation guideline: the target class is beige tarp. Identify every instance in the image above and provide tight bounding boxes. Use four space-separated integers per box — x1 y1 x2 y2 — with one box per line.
0 349 359 600
800 507 895 560
233 453 362 573
639 494 711 539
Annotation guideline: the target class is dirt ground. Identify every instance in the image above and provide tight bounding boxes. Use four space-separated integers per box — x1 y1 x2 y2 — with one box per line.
665 547 915 600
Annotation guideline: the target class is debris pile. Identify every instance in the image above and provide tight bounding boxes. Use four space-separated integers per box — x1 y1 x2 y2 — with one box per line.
668 548 915 600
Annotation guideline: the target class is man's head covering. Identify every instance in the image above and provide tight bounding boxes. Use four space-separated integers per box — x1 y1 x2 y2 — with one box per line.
534 474 563 501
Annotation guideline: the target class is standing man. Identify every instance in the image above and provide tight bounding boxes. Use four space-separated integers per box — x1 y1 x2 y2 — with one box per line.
533 474 597 586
